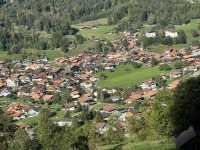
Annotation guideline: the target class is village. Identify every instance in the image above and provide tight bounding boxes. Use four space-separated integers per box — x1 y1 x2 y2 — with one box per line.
0 31 200 135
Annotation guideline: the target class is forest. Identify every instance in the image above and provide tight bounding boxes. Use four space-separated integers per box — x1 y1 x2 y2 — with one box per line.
1 0 200 55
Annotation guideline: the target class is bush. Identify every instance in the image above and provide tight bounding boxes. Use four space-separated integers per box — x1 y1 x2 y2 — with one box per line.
191 29 199 37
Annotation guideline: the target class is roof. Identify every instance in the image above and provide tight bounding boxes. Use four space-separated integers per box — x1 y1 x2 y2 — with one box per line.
127 91 144 103
143 89 158 98
95 122 106 129
42 95 54 101
103 104 115 112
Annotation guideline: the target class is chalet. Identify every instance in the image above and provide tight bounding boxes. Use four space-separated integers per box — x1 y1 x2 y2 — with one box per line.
103 104 116 113
64 102 75 111
143 89 158 99
31 91 44 100
168 80 180 90
140 79 157 90
165 30 178 38
79 94 94 105
126 91 144 104
170 70 182 79
95 122 108 134
42 95 54 102
110 96 121 103
145 32 156 38
70 91 80 99
0 88 11 97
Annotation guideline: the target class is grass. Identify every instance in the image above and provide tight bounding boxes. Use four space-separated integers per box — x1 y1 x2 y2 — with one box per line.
122 141 176 150
0 49 64 61
73 18 118 41
77 25 117 41
0 51 23 60
99 140 175 150
148 44 186 54
73 18 108 28
97 64 169 89
176 19 200 44
68 40 97 56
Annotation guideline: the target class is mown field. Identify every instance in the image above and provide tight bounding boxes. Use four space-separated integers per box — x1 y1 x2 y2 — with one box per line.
97 64 168 89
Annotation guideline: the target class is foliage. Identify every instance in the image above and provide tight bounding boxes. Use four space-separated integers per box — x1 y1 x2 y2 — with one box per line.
171 76 200 136
144 90 174 139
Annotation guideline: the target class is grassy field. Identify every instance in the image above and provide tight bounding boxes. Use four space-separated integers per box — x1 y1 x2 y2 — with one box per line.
67 40 97 56
73 18 118 41
99 140 176 150
0 49 65 61
148 44 186 54
73 18 108 28
176 19 200 44
97 65 168 89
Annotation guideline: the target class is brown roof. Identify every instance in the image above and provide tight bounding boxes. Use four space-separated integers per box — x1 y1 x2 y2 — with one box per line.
143 89 158 98
103 104 115 112
42 95 54 101
127 91 144 103
31 92 43 100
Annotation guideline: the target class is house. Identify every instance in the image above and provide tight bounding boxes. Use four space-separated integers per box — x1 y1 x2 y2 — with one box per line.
0 79 6 88
95 122 108 134
103 104 116 113
126 91 144 104
54 120 72 127
42 95 54 102
0 88 11 97
168 80 180 90
140 79 157 90
119 111 134 122
6 78 17 88
110 96 121 103
143 89 158 99
165 30 178 38
70 91 80 99
170 70 182 79
28 109 39 117
64 101 80 111
31 91 44 100
145 32 156 38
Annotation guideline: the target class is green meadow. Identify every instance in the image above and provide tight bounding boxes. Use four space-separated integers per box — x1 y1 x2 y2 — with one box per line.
97 64 168 89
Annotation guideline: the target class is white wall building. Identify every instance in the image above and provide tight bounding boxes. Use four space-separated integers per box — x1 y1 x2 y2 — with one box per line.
145 32 156 38
165 31 178 38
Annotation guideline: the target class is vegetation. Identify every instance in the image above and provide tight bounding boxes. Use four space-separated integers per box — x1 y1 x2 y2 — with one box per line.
97 65 168 89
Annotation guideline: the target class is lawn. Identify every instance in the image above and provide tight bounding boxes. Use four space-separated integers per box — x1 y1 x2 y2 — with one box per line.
97 65 168 89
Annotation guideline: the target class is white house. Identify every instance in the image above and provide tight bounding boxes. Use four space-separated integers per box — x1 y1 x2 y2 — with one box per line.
6 79 16 88
165 31 178 38
145 32 156 38
0 88 11 97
